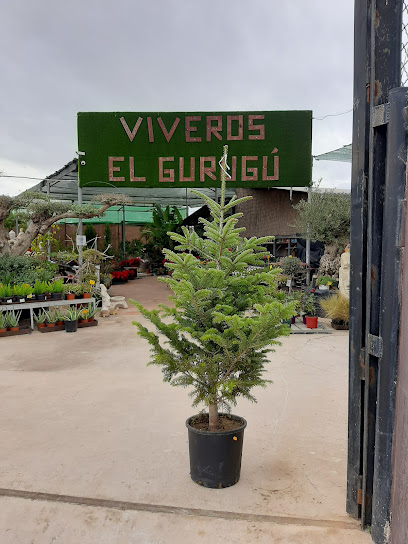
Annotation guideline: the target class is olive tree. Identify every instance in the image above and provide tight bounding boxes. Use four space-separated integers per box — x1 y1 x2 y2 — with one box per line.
0 192 132 257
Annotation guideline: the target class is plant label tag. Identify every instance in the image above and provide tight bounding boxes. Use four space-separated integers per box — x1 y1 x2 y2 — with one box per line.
286 279 292 287
76 235 87 247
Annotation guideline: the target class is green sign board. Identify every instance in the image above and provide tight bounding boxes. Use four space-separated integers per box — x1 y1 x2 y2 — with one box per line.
77 111 312 188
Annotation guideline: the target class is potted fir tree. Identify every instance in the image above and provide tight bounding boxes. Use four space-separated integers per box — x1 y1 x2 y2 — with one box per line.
132 146 295 489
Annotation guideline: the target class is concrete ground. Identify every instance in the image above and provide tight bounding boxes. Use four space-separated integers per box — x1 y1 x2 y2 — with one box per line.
0 276 371 543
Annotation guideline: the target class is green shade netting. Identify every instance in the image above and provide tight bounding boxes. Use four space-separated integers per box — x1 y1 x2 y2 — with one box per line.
59 206 186 225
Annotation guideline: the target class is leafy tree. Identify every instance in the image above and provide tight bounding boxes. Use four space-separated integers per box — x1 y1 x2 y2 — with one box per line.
143 204 183 250
84 223 97 247
0 193 132 257
132 147 295 431
293 190 350 253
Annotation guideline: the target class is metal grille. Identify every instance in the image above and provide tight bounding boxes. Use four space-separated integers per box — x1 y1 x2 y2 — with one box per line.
402 2 408 85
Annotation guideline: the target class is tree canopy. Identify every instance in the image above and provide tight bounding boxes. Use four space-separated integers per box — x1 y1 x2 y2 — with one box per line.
293 190 350 252
0 191 132 256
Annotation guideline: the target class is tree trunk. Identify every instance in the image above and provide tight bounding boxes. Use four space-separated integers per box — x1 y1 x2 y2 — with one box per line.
208 402 220 431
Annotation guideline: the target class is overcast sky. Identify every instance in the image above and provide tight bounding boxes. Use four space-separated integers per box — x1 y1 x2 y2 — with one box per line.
0 0 353 196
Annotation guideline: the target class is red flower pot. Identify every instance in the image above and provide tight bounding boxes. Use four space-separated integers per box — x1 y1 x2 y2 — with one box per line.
83 293 91 299
305 316 318 329
56 321 64 327
46 323 55 328
66 293 75 300
0 328 6 333
37 323 46 329
8 326 19 332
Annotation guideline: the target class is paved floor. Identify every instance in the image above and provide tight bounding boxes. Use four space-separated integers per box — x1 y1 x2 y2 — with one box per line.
0 277 372 543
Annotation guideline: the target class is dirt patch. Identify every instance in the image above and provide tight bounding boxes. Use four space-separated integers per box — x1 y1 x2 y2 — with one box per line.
189 413 244 432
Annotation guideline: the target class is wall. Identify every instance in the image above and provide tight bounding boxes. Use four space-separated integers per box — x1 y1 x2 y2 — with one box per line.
235 188 306 238
55 223 145 253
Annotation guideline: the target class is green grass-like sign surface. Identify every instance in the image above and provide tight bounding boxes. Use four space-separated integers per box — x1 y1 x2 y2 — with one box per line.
77 111 312 189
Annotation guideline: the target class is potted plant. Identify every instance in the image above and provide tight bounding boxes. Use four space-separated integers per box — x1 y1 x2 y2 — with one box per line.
78 308 89 323
33 280 47 301
85 303 98 322
0 312 7 333
132 146 295 488
320 292 349 330
63 306 81 332
53 308 65 327
305 295 318 329
49 279 64 300
81 281 94 299
316 276 334 291
12 284 27 303
5 310 22 332
0 283 13 304
44 309 57 328
63 284 75 300
34 310 47 329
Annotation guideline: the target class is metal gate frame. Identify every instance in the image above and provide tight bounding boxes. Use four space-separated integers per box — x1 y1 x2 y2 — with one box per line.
348 2 407 543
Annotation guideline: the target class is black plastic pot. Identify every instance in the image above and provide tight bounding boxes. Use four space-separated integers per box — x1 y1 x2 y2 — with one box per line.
36 294 46 301
186 414 247 488
51 293 63 300
64 319 77 333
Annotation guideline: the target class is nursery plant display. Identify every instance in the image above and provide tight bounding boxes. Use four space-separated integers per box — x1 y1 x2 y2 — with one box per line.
320 292 349 329
305 294 318 329
4 310 22 331
132 146 295 488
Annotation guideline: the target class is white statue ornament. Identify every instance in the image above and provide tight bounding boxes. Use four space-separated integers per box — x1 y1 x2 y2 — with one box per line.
99 284 128 317
339 251 350 299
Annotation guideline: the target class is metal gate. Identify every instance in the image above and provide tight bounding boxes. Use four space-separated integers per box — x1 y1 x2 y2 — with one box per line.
347 2 408 543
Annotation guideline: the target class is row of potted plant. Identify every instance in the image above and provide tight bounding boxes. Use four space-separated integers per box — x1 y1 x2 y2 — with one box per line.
110 269 137 284
119 257 141 268
0 310 22 333
34 304 97 333
0 279 65 304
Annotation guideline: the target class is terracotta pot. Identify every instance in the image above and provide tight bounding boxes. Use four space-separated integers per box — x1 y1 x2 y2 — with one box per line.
46 323 55 328
56 321 64 327
0 327 6 333
83 293 91 299
79 318 89 324
8 326 19 332
65 293 75 300
37 323 46 329
305 316 318 329
89 317 95 322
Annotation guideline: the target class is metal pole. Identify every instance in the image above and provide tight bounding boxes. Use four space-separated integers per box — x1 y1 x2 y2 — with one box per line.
78 183 83 268
305 186 311 285
15 217 19 236
185 188 189 217
47 180 51 260
122 205 126 260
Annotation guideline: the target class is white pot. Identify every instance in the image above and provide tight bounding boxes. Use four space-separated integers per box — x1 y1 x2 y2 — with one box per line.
318 285 329 290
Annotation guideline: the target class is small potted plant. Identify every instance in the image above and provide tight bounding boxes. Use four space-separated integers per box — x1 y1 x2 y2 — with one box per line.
320 292 349 330
132 146 295 488
63 284 75 300
0 312 7 333
305 295 318 329
33 280 47 301
82 281 94 299
5 310 22 332
44 309 57 328
12 284 27 303
0 283 13 304
316 276 334 291
34 310 47 329
49 279 64 300
85 303 97 322
78 308 89 323
63 306 81 333
53 308 65 327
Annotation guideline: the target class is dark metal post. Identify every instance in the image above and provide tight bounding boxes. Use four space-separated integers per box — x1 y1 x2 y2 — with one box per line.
348 0 371 518
371 87 408 544
122 206 126 261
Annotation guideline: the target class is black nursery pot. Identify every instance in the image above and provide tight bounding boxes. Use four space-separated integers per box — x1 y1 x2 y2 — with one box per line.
64 319 77 333
186 414 247 489
36 294 46 301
